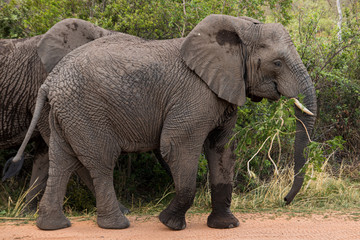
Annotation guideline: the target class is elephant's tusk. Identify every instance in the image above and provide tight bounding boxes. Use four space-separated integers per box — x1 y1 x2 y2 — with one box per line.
292 98 314 116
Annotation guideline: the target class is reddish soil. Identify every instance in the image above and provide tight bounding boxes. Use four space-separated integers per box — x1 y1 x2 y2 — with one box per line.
1 213 359 240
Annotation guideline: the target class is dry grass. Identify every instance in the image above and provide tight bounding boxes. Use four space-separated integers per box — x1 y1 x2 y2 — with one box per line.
189 162 360 215
1 164 359 220
230 164 360 213
0 179 40 220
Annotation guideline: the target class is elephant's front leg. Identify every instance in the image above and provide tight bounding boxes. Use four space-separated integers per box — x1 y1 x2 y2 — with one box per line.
204 124 239 229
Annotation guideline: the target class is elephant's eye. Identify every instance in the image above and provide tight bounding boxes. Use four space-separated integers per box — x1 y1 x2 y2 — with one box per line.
274 60 282 67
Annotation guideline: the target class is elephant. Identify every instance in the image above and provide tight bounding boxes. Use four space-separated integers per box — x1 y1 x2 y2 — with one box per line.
10 14 317 230
0 18 132 213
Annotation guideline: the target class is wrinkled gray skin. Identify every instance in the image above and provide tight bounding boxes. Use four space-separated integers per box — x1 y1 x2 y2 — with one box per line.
0 35 49 211
13 14 317 230
0 19 131 213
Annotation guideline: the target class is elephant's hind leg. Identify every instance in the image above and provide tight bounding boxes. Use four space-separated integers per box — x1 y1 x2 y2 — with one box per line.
89 169 130 229
74 135 129 229
75 164 131 215
36 136 78 230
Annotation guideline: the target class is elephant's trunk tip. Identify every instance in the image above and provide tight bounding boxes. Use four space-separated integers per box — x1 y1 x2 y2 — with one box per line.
284 195 294 205
283 175 305 205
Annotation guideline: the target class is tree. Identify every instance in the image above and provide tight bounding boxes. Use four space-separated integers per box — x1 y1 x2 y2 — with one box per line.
336 0 342 42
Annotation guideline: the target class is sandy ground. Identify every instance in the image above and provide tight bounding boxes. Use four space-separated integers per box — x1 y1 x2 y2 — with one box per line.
1 213 359 240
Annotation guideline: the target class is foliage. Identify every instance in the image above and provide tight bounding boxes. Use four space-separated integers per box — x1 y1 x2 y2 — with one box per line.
0 0 294 39
288 0 360 165
0 0 23 38
113 153 173 207
0 180 39 218
233 98 296 191
229 164 360 212
304 136 345 176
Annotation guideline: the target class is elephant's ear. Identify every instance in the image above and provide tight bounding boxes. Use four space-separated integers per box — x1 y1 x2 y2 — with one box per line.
181 14 259 106
37 18 114 73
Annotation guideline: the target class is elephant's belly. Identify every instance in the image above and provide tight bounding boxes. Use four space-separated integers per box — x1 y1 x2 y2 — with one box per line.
113 124 162 153
0 128 39 148
121 142 160 154
0 131 25 148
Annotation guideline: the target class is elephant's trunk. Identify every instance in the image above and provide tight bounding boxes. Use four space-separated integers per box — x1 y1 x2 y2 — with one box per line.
284 66 317 205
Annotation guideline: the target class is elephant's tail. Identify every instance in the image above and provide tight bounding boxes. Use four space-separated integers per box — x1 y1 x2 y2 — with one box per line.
2 85 49 181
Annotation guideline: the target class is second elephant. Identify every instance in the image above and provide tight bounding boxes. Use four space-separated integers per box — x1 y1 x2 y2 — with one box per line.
1 18 133 213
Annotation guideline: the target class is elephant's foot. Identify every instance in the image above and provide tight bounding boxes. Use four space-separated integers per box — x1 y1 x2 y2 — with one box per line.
159 208 186 230
36 211 71 230
207 211 239 229
97 211 130 229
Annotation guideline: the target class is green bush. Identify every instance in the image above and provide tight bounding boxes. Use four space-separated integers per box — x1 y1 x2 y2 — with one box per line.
288 1 360 165
0 1 23 38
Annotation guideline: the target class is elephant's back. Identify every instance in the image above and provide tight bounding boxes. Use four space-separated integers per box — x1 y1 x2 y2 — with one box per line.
0 36 46 148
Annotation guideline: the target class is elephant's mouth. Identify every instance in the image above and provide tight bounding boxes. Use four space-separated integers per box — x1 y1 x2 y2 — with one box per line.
248 94 263 102
265 82 282 101
246 82 282 102
246 86 263 102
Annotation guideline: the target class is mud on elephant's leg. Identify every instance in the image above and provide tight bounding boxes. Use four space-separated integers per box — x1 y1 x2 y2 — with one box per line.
207 183 239 228
204 128 239 229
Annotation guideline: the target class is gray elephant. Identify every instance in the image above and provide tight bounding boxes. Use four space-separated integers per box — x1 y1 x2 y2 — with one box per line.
1 36 48 210
0 18 131 213
11 14 317 230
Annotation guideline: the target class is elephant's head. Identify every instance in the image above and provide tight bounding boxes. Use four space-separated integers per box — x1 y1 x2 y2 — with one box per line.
37 18 115 73
181 14 317 204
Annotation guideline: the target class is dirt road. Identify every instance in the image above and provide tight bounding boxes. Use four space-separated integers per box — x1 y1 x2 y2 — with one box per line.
1 213 359 240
